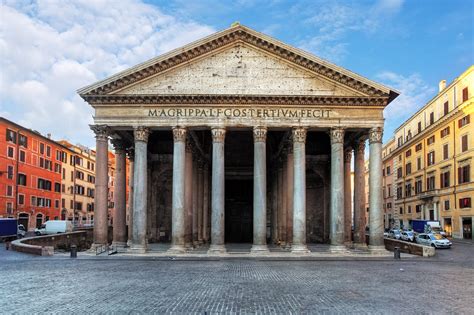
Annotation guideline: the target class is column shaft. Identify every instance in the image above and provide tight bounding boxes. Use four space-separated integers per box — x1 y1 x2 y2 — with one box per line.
251 126 269 253
277 165 285 245
271 170 278 243
281 161 288 246
291 128 309 253
208 128 226 254
169 127 187 253
130 127 150 253
203 165 210 243
286 148 294 248
192 159 198 245
197 162 204 244
369 127 385 250
184 142 193 248
91 126 109 247
112 140 127 249
329 128 345 251
344 148 353 244
353 138 367 248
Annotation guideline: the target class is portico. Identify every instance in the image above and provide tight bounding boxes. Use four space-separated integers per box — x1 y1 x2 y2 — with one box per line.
79 24 398 255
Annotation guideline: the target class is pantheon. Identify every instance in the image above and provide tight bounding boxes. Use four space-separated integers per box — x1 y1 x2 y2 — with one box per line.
78 24 398 254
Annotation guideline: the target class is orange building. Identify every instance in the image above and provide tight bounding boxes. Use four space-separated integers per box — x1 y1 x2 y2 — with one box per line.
0 117 64 230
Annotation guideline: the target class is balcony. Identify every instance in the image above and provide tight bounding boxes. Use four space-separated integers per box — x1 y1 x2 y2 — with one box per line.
417 189 439 200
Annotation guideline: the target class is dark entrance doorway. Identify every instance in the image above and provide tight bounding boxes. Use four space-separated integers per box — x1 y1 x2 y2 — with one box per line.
225 179 253 243
462 218 472 239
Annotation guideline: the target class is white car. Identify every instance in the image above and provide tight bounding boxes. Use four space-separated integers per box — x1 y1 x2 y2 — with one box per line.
416 233 452 248
35 220 73 235
17 224 26 238
400 230 415 242
388 229 401 240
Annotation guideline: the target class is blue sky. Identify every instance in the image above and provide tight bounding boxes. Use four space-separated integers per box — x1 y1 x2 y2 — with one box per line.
1 0 473 147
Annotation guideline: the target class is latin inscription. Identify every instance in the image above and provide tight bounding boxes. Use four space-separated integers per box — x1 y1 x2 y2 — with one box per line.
148 108 331 119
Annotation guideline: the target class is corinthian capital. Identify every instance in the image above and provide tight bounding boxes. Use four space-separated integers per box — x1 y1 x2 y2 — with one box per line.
90 125 109 141
253 126 267 143
111 139 127 153
329 127 344 144
344 147 352 163
134 126 150 143
172 126 187 142
369 127 383 144
353 138 366 156
292 127 307 143
211 127 226 143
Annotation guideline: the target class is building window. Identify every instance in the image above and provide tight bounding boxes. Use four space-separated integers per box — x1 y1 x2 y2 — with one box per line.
458 114 470 128
19 134 27 147
37 178 52 190
461 135 469 152
55 200 59 209
7 165 14 180
426 175 436 191
443 101 449 115
19 150 26 163
386 166 391 175
397 168 403 179
406 163 412 175
440 171 450 188
31 196 36 206
427 135 435 145
17 174 27 186
405 149 411 157
458 165 471 184
444 200 450 211
75 202 83 211
46 145 51 157
415 179 422 194
40 143 45 154
459 197 471 209
462 87 469 102
6 129 17 143
396 186 403 199
427 151 435 166
415 143 422 152
440 126 450 138
407 206 412 214
399 207 403 215
54 182 61 193
406 130 412 141
7 147 14 158
443 144 449 160
62 198 65 208
6 202 13 214
417 121 422 133
417 157 422 170
18 194 25 205
6 185 13 197
387 184 392 197
415 204 422 213
430 112 434 125
405 183 412 197
397 137 403 147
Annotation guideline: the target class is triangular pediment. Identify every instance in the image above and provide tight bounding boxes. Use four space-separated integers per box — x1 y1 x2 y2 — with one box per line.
116 43 361 97
78 24 398 104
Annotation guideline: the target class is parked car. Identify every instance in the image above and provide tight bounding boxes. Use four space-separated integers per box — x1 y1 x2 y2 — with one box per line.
17 224 26 238
388 229 401 240
416 233 452 248
400 230 415 242
383 229 389 238
35 220 73 235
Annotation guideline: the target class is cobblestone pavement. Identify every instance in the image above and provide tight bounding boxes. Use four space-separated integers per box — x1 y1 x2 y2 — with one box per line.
0 241 472 314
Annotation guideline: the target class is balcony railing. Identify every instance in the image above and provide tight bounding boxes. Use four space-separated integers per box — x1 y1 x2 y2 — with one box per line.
417 189 439 200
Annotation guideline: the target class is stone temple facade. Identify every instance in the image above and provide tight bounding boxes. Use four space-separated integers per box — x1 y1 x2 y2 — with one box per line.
78 24 399 254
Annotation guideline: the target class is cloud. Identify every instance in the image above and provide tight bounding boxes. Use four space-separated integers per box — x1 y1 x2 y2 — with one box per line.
376 71 435 140
298 0 405 62
0 0 214 147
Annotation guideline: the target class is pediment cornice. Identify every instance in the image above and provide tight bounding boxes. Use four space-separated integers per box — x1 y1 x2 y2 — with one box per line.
78 25 399 104
83 94 388 107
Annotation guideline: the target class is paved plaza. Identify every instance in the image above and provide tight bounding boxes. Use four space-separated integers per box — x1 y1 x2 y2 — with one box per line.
0 241 473 314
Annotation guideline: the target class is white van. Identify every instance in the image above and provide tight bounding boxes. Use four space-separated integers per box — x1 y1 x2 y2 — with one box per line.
35 220 73 235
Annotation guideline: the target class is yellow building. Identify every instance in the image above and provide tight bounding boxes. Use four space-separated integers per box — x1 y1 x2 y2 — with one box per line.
58 141 96 226
382 138 396 229
386 65 473 239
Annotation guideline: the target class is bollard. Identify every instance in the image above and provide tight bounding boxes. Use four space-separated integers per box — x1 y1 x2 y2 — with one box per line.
70 245 77 258
394 247 401 260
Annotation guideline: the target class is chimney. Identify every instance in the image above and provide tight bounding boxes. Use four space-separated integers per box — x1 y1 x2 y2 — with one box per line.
47 133 51 139
439 80 446 93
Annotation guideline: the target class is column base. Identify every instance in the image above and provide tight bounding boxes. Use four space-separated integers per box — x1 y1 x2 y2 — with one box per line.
207 244 226 255
184 242 194 250
126 240 132 247
88 243 108 253
284 243 292 250
250 244 269 254
128 244 147 254
279 241 287 247
290 244 310 254
368 245 389 255
353 242 369 250
111 241 127 252
329 245 348 253
167 244 186 254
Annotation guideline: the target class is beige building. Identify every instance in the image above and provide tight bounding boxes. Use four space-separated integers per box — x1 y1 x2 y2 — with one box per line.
382 138 396 229
384 65 473 239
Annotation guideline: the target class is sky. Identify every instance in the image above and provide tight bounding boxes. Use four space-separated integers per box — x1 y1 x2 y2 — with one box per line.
0 0 473 148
